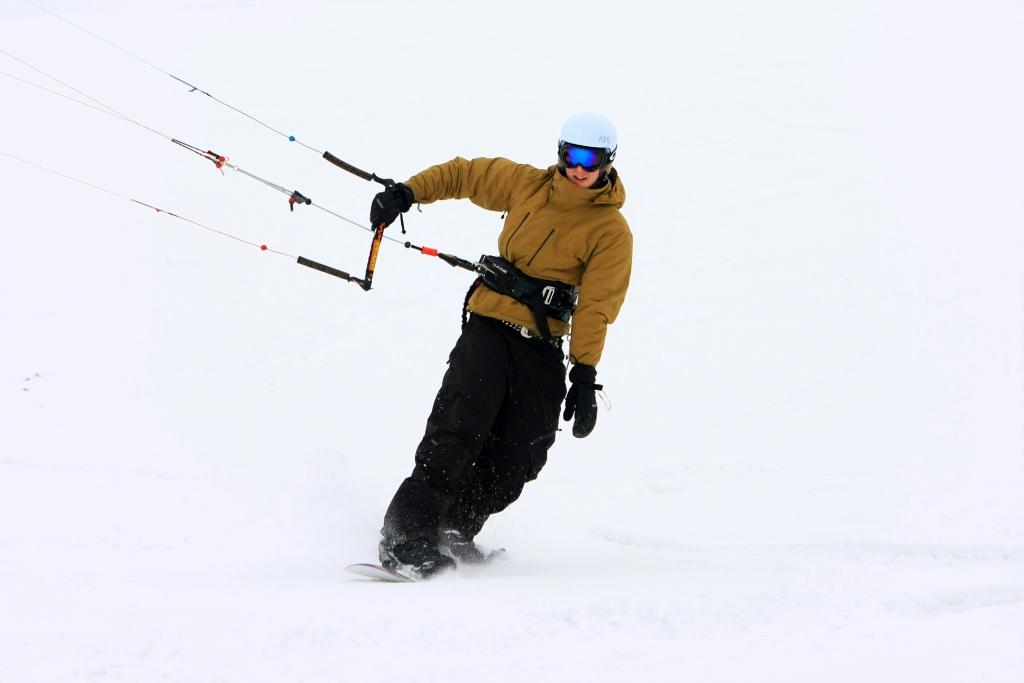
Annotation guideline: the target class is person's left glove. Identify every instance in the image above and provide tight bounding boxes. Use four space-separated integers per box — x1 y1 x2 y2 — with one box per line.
562 363 603 438
369 183 414 228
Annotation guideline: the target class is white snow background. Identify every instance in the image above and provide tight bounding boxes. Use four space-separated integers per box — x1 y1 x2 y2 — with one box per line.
2 0 1023 681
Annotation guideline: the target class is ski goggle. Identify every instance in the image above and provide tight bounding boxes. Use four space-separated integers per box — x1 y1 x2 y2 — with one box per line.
560 143 609 172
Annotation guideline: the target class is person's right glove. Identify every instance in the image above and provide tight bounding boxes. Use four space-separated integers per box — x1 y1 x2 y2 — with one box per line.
369 183 414 228
562 363 603 438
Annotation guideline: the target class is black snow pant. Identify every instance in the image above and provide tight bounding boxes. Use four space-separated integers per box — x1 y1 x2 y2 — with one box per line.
381 314 567 545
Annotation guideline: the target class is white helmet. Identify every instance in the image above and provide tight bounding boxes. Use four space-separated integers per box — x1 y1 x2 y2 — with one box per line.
559 112 617 161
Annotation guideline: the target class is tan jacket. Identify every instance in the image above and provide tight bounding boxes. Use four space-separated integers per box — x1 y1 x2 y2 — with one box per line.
404 157 632 367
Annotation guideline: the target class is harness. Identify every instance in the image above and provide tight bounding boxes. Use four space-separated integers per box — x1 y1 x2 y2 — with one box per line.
462 255 579 341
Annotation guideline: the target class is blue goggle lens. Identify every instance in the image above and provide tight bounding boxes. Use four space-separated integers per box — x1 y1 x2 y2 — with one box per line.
561 144 606 172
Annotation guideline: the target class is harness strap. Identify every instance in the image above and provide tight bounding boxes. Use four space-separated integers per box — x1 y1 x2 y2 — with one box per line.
527 291 554 340
461 277 483 328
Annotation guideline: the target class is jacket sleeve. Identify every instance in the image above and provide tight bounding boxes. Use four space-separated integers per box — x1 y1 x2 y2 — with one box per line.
568 224 633 367
403 157 526 212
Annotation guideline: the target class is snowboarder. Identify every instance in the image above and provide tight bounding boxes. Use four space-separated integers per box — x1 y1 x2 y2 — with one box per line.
371 112 632 578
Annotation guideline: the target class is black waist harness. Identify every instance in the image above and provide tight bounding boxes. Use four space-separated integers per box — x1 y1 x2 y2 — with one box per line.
474 255 579 340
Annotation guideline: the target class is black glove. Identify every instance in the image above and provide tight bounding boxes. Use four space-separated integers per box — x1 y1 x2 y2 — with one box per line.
369 183 414 228
562 364 603 438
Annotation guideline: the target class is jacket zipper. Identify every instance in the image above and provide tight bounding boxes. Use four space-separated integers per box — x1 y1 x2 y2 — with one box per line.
503 212 530 254
527 228 556 266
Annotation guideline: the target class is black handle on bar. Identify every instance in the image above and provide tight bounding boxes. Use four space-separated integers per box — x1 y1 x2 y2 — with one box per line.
322 151 395 188
297 256 365 287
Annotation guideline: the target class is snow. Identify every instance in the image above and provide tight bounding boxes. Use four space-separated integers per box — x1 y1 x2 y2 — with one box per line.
2 1 1023 681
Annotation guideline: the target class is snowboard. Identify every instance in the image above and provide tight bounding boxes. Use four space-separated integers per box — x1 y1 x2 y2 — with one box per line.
346 563 418 583
346 549 506 583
